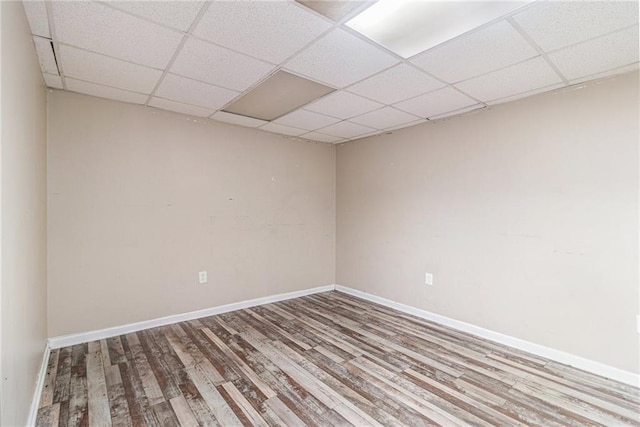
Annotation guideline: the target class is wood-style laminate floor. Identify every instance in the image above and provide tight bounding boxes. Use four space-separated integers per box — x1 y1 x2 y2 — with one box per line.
36 291 640 426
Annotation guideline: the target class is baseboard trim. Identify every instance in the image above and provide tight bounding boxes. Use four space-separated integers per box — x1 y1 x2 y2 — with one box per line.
48 284 336 349
26 341 51 427
47 282 638 386
335 285 639 387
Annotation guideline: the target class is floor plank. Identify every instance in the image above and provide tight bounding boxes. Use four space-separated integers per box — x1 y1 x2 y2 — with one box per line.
37 291 640 426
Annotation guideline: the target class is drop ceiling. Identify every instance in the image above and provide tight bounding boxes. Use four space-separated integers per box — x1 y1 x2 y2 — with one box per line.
24 0 639 144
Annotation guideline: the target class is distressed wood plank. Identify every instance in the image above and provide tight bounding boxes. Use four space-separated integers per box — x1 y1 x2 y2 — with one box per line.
86 351 112 426
168 395 199 427
40 349 60 408
221 382 270 427
36 291 640 427
186 364 243 425
36 403 60 427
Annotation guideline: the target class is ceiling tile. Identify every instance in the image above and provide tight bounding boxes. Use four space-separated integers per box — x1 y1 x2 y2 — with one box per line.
548 26 639 81
350 107 420 130
301 132 345 143
66 78 148 104
304 91 383 119
105 1 205 32
260 122 308 137
33 36 58 75
394 87 477 118
570 62 639 85
43 73 64 89
429 104 486 120
454 57 562 102
275 109 341 131
60 45 162 93
411 20 538 83
148 97 214 118
347 64 444 104
385 119 427 131
194 1 331 64
295 1 373 22
512 1 638 52
316 121 376 139
51 1 183 69
352 131 380 140
22 0 49 38
170 38 274 92
486 83 565 106
285 28 400 88
212 111 267 128
155 74 239 110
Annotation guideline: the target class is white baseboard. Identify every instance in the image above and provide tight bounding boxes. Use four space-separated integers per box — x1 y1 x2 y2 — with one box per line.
48 284 335 349
26 341 51 427
335 285 640 387
46 282 639 387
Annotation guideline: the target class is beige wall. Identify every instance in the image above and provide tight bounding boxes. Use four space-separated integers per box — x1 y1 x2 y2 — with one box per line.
1 1 49 425
337 72 639 374
47 91 335 337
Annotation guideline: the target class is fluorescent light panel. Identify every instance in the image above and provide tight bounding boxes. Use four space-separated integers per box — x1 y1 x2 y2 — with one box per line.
223 71 335 121
346 0 529 59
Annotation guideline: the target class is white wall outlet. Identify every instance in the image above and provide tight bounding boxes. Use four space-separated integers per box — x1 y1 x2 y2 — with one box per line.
198 271 207 284
637 315 640 334
425 272 433 286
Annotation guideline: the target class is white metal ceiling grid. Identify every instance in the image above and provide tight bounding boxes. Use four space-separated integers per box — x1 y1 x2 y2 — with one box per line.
23 0 640 144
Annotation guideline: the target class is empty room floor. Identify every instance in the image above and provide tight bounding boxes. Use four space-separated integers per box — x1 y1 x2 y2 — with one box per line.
36 291 640 426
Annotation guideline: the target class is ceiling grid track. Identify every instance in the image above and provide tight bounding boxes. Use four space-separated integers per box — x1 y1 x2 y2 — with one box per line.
507 17 570 86
143 2 212 106
22 0 639 143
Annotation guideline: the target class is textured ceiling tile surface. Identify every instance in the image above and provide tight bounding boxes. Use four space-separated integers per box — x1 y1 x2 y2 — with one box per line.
569 62 639 85
23 0 639 142
548 26 639 81
106 1 205 32
22 1 50 38
155 74 239 110
285 28 400 87
33 36 58 75
295 0 373 22
316 120 376 138
194 1 331 64
411 20 538 83
350 107 420 130
513 1 639 52
212 111 267 128
43 73 64 89
454 57 563 102
60 44 163 93
52 1 183 69
384 118 426 131
148 97 214 117
275 109 341 130
65 78 149 104
260 122 308 136
486 83 565 106
347 64 445 104
301 131 345 143
428 104 485 120
304 90 383 119
170 38 275 91
394 87 477 118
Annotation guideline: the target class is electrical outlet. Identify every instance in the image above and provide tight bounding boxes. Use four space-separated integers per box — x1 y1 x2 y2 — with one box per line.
198 271 207 284
425 272 433 286
637 315 640 334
